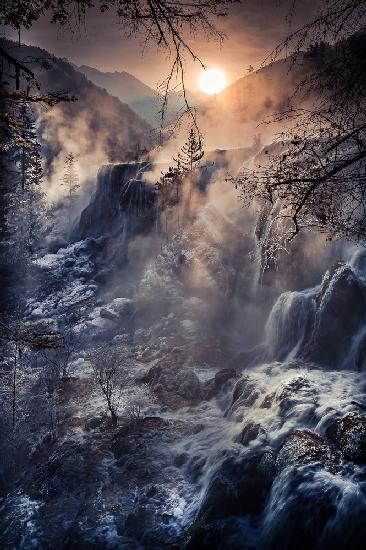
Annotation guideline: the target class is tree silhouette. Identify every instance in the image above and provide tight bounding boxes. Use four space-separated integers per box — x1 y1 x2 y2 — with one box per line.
0 1 234 127
157 126 204 212
236 1 366 251
174 128 204 172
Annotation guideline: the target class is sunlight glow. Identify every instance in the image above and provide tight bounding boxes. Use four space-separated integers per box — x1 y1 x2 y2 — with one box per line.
199 68 227 95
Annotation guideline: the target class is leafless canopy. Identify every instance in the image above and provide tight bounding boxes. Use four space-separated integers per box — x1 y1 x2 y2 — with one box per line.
91 346 124 424
0 319 62 350
1 1 236 124
237 1 366 250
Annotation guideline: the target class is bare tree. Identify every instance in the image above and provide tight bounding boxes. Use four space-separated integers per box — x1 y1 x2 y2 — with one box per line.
121 383 156 421
0 1 234 126
91 347 123 426
236 1 366 254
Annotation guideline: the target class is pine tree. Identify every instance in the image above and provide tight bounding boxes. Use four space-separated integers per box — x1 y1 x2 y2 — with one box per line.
61 152 80 231
156 126 204 210
174 128 204 172
155 127 204 238
7 102 46 258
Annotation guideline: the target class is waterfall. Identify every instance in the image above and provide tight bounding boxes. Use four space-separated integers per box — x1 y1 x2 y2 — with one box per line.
265 287 317 361
264 260 366 370
72 162 157 241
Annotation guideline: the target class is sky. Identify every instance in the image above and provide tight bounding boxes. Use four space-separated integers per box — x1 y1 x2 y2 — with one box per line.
2 0 320 91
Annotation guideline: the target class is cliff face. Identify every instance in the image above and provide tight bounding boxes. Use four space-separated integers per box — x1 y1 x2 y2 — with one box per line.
72 147 252 243
72 163 157 241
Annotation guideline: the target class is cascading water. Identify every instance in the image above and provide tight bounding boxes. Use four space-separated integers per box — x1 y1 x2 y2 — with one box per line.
4 157 366 549
265 286 317 362
72 162 157 241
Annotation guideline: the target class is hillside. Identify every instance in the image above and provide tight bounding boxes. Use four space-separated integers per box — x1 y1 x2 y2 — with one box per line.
199 55 311 149
78 64 206 126
2 39 152 188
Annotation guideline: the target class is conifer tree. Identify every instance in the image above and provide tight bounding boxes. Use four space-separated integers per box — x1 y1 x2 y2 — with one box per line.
61 152 80 231
174 128 204 172
7 102 46 258
156 126 204 211
156 126 204 238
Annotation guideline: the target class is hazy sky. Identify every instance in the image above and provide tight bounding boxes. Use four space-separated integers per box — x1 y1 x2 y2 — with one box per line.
3 0 319 91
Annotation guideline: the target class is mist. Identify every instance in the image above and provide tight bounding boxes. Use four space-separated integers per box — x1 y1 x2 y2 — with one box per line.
2 4 366 549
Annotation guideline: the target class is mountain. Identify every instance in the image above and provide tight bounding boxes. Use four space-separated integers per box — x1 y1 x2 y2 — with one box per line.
198 55 311 149
2 39 152 188
78 64 206 126
78 65 156 106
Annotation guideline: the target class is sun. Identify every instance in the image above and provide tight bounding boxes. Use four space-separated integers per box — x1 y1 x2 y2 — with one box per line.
199 68 227 95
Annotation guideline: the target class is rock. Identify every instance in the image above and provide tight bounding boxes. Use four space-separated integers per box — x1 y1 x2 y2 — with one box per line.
326 411 366 463
176 370 201 400
99 307 120 322
257 450 277 483
239 421 266 446
141 348 185 386
226 375 260 417
276 430 337 473
274 375 316 416
72 163 156 241
214 368 238 388
195 452 275 524
202 368 239 401
260 392 275 409
306 265 366 367
262 466 346 550
45 441 95 492
140 349 203 407
110 297 134 317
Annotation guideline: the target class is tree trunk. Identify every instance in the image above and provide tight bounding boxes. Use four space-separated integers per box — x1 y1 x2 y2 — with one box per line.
12 344 18 430
110 410 118 426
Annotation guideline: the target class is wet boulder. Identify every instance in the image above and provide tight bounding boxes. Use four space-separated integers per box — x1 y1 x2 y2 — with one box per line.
176 370 201 400
186 451 277 546
195 452 276 525
239 421 266 446
262 467 345 550
306 265 366 367
226 376 260 418
274 375 317 418
326 411 366 463
260 392 275 409
202 368 239 401
276 430 338 473
215 368 238 388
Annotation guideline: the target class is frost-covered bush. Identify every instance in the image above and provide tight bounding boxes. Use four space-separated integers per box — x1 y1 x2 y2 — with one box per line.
120 384 156 421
